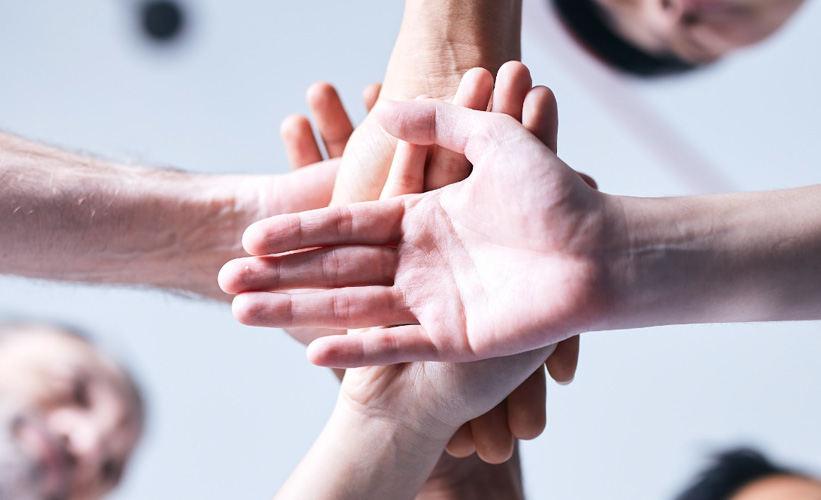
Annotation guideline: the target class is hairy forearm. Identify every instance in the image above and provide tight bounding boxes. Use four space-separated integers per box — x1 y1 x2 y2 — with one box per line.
382 0 522 100
275 398 450 500
0 131 273 300
604 186 821 329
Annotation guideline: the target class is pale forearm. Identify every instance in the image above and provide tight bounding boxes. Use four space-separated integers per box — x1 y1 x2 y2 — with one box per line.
275 398 450 500
0 131 270 300
606 186 821 329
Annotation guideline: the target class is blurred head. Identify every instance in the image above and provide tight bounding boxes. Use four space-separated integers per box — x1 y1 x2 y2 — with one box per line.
676 447 821 500
553 0 806 77
0 324 144 500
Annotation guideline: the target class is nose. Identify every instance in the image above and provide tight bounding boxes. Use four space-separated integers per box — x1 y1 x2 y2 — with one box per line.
47 408 106 481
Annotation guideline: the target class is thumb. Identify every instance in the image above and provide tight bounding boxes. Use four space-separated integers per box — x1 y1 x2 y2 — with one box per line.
373 99 519 165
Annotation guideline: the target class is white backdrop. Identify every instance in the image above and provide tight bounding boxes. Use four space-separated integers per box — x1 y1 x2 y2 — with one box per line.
0 1 819 499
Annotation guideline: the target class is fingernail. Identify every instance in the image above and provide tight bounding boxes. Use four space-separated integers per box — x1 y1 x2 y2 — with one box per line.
557 377 574 386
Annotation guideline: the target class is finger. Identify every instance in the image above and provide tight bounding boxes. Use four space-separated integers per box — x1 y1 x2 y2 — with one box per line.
490 61 533 122
307 324 440 368
380 139 427 199
232 287 415 331
374 99 522 167
425 67 494 191
362 83 382 112
506 365 547 440
218 246 397 294
546 335 580 385
445 423 476 458
578 172 598 190
471 402 515 464
522 85 560 154
307 82 354 158
280 114 323 169
242 199 405 256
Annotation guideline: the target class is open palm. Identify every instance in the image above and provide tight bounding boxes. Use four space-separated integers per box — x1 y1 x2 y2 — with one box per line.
222 98 611 367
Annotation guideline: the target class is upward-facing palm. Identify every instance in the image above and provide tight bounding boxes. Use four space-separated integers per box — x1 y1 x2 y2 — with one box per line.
223 96 612 368
385 129 606 361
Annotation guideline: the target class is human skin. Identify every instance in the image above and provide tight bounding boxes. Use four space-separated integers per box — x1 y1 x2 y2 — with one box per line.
234 66 586 463
0 130 338 301
0 324 142 500
730 474 821 500
331 0 523 206
279 86 527 500
223 94 821 368
323 0 579 457
592 0 807 64
276 85 558 495
273 340 553 500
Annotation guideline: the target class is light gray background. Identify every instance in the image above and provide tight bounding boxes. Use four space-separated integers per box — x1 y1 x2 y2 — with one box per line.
0 1 819 498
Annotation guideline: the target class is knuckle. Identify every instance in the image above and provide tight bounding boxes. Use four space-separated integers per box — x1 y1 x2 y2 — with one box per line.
331 292 351 326
334 206 354 239
321 248 341 286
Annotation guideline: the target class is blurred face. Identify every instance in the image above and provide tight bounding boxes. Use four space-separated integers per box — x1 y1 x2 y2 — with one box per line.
594 0 806 63
0 327 142 500
731 475 821 500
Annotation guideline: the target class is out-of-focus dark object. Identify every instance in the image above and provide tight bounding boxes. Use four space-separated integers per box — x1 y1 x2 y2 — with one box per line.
140 0 185 42
675 447 815 500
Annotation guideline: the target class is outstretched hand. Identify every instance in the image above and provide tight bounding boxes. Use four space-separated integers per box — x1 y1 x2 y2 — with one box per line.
221 88 612 368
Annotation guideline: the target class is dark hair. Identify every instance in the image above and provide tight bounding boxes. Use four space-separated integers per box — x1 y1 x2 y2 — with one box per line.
675 448 799 500
552 0 698 77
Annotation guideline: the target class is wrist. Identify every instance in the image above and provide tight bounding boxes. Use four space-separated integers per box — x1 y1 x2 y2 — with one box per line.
382 0 522 101
278 395 449 500
600 187 821 330
336 385 456 451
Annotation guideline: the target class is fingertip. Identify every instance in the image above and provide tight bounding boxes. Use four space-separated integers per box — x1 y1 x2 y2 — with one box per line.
231 293 260 327
476 436 515 465
453 67 494 110
306 81 339 108
242 219 280 257
461 67 494 89
306 338 330 366
241 222 261 256
445 424 477 458
509 412 546 440
496 61 532 91
498 60 529 75
280 114 310 140
545 336 580 384
523 85 560 153
307 337 358 369
524 85 558 115
217 259 242 295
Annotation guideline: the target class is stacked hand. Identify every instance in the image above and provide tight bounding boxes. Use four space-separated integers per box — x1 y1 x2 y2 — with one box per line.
265 69 553 462
221 64 606 466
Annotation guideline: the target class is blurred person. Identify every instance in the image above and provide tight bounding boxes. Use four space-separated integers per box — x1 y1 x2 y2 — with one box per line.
553 0 808 77
676 448 821 500
0 323 144 500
